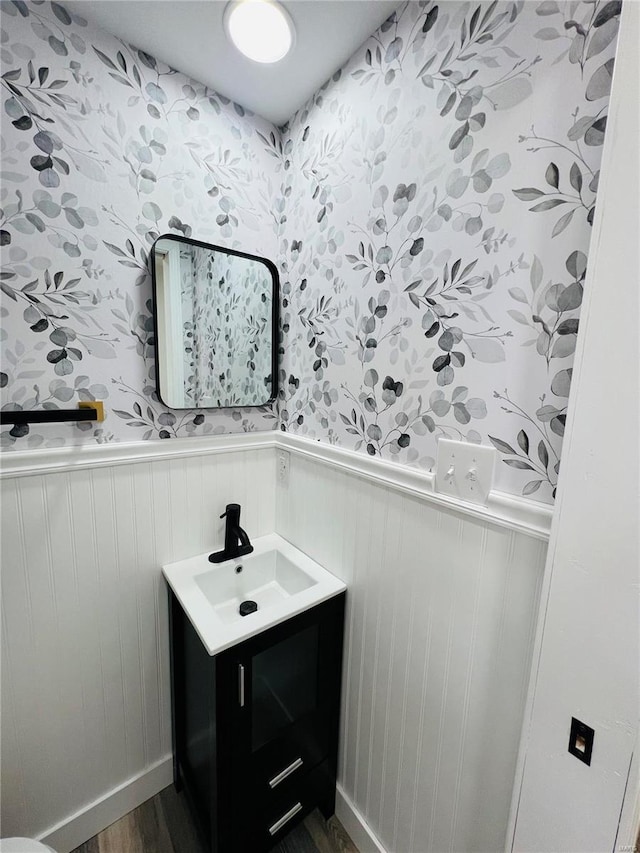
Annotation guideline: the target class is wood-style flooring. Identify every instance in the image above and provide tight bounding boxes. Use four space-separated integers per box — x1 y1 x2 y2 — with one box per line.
70 785 358 853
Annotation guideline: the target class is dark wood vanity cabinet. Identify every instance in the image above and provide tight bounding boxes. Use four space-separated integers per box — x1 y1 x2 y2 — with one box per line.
169 591 346 852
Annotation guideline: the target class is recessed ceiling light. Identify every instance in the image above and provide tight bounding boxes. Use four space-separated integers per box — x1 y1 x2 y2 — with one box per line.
224 0 294 64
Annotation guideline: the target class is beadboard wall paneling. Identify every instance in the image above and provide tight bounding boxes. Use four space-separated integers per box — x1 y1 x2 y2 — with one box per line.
276 450 547 853
0 444 275 849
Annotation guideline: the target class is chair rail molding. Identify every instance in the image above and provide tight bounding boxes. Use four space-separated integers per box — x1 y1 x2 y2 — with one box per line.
0 431 276 479
0 431 552 540
278 433 552 540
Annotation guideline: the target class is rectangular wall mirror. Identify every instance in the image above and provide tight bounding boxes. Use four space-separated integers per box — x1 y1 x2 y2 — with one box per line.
151 235 278 409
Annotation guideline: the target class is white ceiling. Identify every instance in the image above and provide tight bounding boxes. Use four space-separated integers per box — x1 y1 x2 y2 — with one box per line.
71 0 399 126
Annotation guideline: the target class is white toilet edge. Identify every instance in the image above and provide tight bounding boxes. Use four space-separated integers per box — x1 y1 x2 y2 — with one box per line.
0 839 56 853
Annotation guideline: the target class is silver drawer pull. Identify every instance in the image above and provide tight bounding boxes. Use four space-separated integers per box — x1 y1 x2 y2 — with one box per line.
268 757 303 789
268 802 302 836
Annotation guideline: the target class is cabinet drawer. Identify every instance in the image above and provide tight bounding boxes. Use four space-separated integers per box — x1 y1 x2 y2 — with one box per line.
250 759 333 847
250 710 330 794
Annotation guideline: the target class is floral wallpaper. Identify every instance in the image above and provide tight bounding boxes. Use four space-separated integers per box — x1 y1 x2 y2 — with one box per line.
0 0 619 502
0 0 280 447
276 0 619 501
179 244 273 408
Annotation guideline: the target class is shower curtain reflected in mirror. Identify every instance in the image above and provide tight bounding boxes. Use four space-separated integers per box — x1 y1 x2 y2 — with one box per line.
152 235 278 409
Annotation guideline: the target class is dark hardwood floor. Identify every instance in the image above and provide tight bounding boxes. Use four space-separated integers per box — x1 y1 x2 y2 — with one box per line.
70 785 358 853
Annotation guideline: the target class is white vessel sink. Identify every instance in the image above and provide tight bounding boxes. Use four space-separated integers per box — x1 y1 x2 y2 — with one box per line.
162 533 346 655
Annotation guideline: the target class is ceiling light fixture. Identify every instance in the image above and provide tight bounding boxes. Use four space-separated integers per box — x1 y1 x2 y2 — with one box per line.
224 0 294 64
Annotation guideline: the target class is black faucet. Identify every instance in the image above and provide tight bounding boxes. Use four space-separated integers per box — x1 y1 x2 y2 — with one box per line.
208 503 254 563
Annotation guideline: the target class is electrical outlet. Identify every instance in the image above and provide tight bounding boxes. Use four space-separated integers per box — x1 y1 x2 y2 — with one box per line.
278 450 289 485
435 438 495 506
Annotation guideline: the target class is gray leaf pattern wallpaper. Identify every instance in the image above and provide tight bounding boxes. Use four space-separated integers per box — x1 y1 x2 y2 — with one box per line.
277 0 618 501
0 0 619 502
0 0 280 444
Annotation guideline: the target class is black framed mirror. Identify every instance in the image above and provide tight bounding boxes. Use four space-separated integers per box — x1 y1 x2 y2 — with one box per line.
150 234 278 410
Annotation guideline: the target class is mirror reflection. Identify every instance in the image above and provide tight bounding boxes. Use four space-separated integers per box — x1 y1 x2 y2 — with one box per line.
151 235 278 409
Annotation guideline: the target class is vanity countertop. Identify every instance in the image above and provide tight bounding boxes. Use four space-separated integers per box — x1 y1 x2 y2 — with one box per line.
163 533 346 655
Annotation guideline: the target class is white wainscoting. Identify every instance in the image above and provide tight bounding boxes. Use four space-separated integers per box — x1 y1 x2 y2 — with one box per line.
276 448 548 853
0 440 276 851
1 432 549 852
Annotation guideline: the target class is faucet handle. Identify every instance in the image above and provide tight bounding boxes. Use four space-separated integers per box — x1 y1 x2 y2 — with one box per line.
220 502 240 520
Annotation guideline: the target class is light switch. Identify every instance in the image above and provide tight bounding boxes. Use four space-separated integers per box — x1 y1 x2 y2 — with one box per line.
569 717 594 765
435 438 495 505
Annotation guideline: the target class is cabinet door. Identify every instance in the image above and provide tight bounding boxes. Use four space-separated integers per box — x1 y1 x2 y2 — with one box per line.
226 595 345 848
251 621 320 752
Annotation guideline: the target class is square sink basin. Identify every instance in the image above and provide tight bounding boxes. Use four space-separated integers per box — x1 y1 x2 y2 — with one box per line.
162 533 346 655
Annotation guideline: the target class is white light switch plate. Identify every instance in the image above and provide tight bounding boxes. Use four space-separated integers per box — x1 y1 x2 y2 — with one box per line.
435 439 496 506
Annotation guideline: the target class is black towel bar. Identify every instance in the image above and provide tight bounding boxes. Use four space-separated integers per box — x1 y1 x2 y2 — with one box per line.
0 402 104 426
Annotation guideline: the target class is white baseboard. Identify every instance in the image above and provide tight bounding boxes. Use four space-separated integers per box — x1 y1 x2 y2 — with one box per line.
37 756 173 853
336 783 388 853
37 763 382 853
